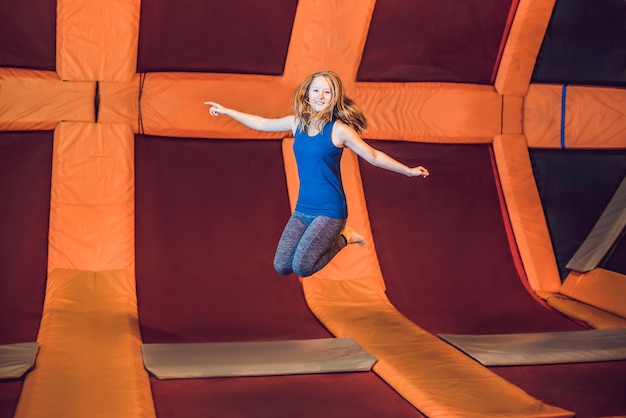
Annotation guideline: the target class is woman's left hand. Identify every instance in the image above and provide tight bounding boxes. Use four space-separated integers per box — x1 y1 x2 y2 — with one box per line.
408 166 429 178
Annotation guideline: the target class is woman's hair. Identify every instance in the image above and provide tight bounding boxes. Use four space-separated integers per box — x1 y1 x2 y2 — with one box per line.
293 71 367 134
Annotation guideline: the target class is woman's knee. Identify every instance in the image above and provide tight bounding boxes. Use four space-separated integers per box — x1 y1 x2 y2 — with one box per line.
273 259 293 276
292 259 316 278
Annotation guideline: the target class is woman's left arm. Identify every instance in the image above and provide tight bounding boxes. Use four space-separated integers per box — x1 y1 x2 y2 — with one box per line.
333 122 429 178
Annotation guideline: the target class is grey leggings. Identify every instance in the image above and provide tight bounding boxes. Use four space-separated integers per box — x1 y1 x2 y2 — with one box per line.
273 211 347 278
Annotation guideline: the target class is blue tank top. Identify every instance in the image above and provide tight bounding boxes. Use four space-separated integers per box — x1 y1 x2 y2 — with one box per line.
293 120 347 218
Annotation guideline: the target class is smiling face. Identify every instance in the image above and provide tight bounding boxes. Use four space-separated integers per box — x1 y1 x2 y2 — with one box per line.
308 75 333 114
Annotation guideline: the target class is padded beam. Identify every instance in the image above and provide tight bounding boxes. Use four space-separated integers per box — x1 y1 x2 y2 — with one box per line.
304 278 573 418
142 338 376 379
288 139 571 417
438 328 626 366
559 268 626 320
492 135 562 294
566 176 626 273
14 269 155 418
0 343 38 380
495 0 556 96
48 123 135 272
0 69 94 130
525 84 626 149
547 293 626 330
57 0 140 81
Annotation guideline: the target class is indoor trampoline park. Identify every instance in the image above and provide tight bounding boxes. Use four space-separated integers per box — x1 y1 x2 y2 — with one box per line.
1 0 625 417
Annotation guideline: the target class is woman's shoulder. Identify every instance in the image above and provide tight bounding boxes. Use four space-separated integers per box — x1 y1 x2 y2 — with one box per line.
331 119 356 137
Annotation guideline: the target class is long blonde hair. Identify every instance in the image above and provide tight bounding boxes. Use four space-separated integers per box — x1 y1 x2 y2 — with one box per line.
293 71 367 134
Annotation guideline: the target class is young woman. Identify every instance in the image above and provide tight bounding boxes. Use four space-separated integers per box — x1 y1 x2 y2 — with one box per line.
205 71 428 278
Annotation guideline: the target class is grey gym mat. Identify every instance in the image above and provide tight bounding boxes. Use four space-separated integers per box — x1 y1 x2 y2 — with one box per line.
438 328 626 366
141 337 377 379
0 342 39 379
566 175 626 273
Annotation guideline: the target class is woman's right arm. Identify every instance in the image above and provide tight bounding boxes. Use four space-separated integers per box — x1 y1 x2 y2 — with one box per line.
204 101 295 133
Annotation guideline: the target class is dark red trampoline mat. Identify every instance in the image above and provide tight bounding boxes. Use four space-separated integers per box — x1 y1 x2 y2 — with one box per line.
357 0 516 83
493 361 626 418
135 137 330 343
0 132 51 345
359 141 626 417
360 141 581 335
0 132 51 418
0 381 23 418
150 373 424 418
0 0 56 70
135 137 422 416
136 0 297 74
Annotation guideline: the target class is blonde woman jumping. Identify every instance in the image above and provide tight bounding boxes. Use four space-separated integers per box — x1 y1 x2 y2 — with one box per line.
205 71 428 278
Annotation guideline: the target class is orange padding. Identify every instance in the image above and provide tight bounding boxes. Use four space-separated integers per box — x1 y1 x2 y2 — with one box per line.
282 138 384 286
546 294 626 330
124 76 503 143
524 84 626 149
0 68 94 130
304 279 572 417
48 122 135 273
560 269 626 320
14 269 155 418
281 140 571 416
495 0 556 96
493 135 562 294
56 0 140 81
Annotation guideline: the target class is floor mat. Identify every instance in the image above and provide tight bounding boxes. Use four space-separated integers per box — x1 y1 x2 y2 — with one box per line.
142 338 376 379
438 328 626 366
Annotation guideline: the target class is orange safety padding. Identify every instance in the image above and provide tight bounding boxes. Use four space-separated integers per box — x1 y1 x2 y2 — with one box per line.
97 77 140 128
305 278 573 418
495 0 556 96
48 123 134 273
282 138 384 287
56 0 140 81
0 68 94 130
283 0 375 83
559 269 626 320
134 76 503 142
502 94 524 135
546 294 626 330
283 138 571 416
134 73 294 138
14 269 155 418
2 0 620 414
492 135 562 294
525 84 626 149
352 83 501 142
106 0 500 143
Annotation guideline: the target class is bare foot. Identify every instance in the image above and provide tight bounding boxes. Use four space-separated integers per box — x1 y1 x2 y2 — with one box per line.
342 225 365 247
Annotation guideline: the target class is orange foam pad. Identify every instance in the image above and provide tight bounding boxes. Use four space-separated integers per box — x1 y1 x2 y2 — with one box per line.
282 0 376 82
524 84 626 149
14 269 155 418
98 0 499 145
0 68 94 130
119 75 503 142
303 278 572 417
56 0 140 81
560 269 626 320
47 122 135 272
495 0 556 96
282 138 571 416
282 138 385 287
546 294 626 330
493 135 562 294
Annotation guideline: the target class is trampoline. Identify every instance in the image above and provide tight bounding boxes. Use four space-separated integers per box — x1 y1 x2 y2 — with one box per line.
1 0 625 417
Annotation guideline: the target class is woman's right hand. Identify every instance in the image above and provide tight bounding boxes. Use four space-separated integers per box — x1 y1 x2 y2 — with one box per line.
204 101 228 117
